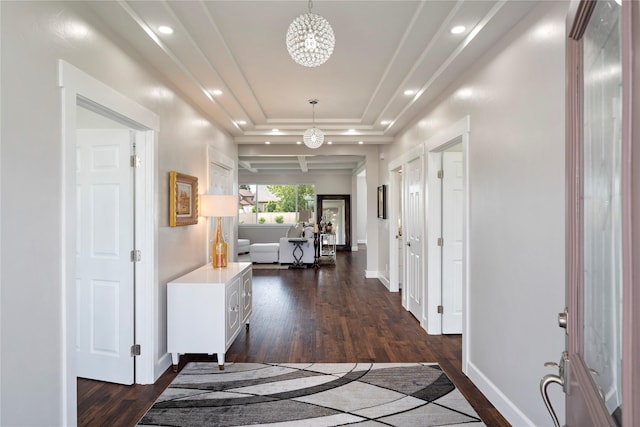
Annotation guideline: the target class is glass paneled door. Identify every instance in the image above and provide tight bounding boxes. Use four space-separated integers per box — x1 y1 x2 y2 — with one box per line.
546 1 635 426
580 0 622 421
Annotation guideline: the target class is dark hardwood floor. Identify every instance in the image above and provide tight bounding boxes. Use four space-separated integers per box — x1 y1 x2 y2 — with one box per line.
78 246 509 426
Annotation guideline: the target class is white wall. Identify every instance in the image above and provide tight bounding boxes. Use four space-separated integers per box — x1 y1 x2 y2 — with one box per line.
387 2 567 425
0 2 236 425
239 171 353 195
356 174 367 244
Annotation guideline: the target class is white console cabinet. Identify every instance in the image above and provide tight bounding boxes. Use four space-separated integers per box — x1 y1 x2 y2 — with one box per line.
167 262 252 370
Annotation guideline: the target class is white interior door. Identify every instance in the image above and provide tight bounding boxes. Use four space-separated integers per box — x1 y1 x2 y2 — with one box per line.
406 157 423 320
442 151 463 334
76 128 134 385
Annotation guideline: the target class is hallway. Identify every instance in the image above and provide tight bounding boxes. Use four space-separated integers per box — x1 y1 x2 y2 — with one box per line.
78 247 508 426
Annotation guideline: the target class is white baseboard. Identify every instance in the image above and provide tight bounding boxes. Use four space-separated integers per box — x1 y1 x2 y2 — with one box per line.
466 360 535 426
378 275 390 290
365 270 378 278
155 352 173 382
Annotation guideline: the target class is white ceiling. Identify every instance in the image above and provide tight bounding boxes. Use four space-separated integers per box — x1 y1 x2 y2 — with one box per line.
86 0 538 174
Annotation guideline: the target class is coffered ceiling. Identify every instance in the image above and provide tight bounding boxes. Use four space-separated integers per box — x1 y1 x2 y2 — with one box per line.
85 0 538 173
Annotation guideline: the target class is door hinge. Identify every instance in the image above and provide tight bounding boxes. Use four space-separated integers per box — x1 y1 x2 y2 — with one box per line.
437 305 444 314
437 237 443 246
437 170 443 179
130 155 141 168
130 250 141 262
131 344 141 357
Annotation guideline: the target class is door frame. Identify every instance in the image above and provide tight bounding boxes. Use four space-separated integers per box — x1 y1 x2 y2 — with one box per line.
58 60 159 425
387 144 426 314
389 144 424 313
388 166 403 292
425 117 470 363
628 2 640 423
565 1 638 425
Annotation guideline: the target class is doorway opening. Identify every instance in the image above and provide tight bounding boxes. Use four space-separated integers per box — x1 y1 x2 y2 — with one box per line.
388 166 404 293
425 116 470 371
59 60 158 424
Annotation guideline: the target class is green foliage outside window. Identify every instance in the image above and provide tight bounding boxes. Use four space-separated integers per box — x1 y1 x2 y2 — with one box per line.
265 201 277 212
239 184 315 225
267 184 315 212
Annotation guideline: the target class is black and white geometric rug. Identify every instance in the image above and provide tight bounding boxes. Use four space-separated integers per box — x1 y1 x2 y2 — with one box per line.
137 362 486 426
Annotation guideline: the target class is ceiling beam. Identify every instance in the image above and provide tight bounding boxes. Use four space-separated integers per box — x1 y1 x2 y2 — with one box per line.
238 160 258 173
297 156 308 173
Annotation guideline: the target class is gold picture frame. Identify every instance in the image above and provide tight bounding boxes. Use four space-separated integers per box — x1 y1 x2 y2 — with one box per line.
169 171 198 226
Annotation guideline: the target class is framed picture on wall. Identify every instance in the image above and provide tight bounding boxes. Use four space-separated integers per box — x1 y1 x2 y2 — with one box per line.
169 171 198 226
377 185 387 219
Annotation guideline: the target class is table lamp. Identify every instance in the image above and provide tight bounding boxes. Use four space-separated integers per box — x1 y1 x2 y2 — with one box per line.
200 194 238 268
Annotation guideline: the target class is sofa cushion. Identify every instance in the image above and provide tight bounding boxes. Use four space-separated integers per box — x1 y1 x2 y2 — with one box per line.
237 239 250 254
286 223 304 238
249 243 279 263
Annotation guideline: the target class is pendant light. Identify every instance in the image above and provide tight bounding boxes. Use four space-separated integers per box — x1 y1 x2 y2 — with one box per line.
303 99 324 149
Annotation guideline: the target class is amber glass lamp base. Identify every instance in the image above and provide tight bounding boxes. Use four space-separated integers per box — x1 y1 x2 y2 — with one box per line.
212 217 228 268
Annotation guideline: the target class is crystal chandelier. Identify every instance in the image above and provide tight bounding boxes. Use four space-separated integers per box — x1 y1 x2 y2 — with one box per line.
286 0 335 67
303 99 324 149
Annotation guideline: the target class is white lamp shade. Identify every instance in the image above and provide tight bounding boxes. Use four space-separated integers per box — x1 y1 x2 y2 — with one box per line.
200 194 238 217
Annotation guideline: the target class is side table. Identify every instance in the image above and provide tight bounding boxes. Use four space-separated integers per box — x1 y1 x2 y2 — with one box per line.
287 237 308 269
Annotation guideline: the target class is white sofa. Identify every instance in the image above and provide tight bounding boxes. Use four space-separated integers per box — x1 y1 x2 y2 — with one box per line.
249 243 279 263
247 225 316 265
237 239 250 255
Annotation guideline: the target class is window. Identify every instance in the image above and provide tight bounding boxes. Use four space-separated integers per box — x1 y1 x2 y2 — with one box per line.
239 184 315 225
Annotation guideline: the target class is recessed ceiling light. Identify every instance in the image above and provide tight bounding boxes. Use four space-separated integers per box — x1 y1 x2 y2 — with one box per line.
211 89 223 96
296 140 302 145
347 129 356 133
451 25 466 34
358 141 364 145
327 141 333 145
158 26 174 35
380 120 390 125
272 129 279 132
265 141 271 145
404 89 416 96
236 120 247 125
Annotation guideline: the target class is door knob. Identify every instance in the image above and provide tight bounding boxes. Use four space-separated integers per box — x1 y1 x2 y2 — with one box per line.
540 351 568 427
558 309 568 329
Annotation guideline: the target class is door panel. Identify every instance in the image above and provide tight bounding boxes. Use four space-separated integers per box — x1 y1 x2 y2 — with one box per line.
76 129 134 385
442 151 463 334
406 157 423 319
563 1 624 425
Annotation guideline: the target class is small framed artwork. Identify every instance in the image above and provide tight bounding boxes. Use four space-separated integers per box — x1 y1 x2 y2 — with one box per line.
377 185 387 219
169 171 198 226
